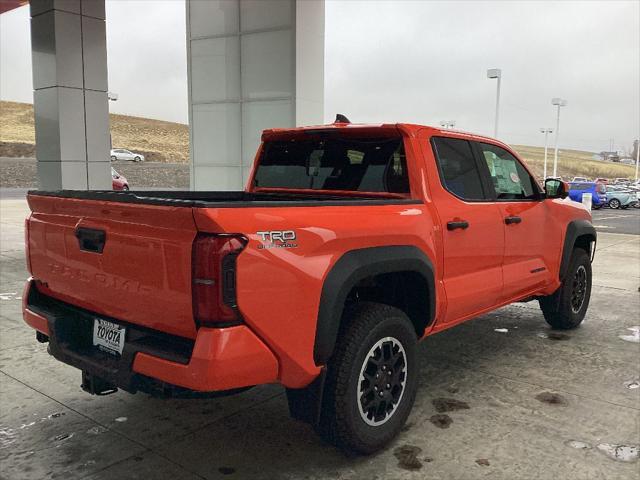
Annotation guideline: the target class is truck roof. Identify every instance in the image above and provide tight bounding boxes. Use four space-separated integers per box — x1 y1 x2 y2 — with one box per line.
261 122 511 150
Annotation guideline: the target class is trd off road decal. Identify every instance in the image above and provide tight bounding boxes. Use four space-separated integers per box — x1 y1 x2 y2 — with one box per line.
256 230 298 249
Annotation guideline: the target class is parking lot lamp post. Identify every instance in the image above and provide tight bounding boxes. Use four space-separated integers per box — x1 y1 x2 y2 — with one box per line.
551 98 567 178
540 128 553 180
636 139 640 182
487 69 502 138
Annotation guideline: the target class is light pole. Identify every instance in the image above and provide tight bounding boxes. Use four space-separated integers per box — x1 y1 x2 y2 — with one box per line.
635 139 639 182
551 97 567 178
540 128 553 180
439 120 456 130
487 68 502 138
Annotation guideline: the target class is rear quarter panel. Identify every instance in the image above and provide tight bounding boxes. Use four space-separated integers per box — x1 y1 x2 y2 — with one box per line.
193 203 438 388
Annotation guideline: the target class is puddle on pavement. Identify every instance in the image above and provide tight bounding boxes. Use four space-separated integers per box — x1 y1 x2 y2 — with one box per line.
619 326 640 343
393 445 423 471
537 332 570 341
596 443 639 462
566 440 591 449
432 398 470 413
429 414 452 429
475 458 490 466
218 467 236 475
623 380 640 390
535 391 568 406
114 417 128 423
494 328 509 333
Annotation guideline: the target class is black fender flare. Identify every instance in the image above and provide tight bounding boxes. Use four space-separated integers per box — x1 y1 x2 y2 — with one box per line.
313 245 435 365
559 219 596 281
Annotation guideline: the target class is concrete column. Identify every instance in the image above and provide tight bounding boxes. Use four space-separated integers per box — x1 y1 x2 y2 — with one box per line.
30 0 111 190
187 0 325 191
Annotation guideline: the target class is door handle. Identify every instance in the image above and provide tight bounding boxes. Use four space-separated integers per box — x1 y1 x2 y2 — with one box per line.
505 216 522 225
447 220 469 230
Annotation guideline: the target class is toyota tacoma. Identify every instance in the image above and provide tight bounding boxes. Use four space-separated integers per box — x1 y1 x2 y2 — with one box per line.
23 118 596 453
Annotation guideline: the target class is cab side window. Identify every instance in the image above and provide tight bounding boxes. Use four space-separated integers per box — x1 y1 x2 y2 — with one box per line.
478 143 540 200
432 137 486 201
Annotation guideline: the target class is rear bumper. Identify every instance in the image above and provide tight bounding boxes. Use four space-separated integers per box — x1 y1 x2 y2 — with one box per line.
22 279 278 393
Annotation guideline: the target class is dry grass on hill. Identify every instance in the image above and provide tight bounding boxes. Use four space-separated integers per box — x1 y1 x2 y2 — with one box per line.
0 101 189 163
512 145 636 181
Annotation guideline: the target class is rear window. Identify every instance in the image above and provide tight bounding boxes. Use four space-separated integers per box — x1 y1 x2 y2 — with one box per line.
253 137 409 193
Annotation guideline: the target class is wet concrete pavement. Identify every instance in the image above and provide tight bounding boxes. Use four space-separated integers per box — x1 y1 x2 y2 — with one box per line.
1 197 638 479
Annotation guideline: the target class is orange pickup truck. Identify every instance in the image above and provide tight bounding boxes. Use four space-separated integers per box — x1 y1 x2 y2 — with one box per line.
23 119 596 453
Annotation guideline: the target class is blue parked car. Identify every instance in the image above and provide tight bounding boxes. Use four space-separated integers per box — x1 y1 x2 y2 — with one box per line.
568 182 607 209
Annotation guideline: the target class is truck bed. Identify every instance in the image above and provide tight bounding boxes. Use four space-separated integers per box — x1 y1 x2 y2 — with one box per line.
27 190 421 208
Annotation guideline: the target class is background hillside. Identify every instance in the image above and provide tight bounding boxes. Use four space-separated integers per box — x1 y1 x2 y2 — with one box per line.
0 101 189 162
1 100 636 181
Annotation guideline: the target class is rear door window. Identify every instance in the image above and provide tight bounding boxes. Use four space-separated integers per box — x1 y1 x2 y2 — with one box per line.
431 137 487 200
254 137 409 193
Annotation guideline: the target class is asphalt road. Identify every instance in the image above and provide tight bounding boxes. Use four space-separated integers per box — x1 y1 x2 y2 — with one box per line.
592 208 640 235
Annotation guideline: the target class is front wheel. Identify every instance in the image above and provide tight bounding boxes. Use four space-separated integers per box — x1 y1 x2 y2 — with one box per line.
539 249 592 329
110 155 116 161
134 156 142 162
608 198 621 209
317 302 418 454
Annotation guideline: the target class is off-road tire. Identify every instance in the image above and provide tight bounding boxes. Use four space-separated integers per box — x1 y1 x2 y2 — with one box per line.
539 248 591 329
317 302 418 454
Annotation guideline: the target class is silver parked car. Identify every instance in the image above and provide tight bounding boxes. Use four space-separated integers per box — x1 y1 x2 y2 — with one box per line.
110 148 145 162
605 186 638 209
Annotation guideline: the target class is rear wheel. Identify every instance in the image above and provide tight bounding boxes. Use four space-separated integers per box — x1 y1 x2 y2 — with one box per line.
539 249 591 329
317 302 418 454
608 198 621 209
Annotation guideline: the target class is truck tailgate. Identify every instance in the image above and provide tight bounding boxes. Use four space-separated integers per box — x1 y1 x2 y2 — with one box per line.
26 194 198 339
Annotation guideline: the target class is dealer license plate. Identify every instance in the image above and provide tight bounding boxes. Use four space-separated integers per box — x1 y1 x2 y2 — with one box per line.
92 318 126 356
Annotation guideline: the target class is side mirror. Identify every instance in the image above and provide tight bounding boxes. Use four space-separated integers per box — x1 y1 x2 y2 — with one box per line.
545 178 569 199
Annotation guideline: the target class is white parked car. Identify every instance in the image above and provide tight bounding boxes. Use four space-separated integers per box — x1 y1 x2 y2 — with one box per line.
110 148 144 162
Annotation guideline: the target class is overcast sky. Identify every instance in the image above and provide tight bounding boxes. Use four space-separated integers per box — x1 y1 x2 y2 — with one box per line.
1 0 638 152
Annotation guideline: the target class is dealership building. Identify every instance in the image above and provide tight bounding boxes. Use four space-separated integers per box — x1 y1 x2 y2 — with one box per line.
1 0 325 190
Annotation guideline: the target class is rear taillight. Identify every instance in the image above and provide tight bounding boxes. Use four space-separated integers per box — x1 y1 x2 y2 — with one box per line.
24 217 32 274
192 234 247 327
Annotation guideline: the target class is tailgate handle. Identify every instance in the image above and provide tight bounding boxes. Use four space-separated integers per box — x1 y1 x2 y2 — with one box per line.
75 227 106 253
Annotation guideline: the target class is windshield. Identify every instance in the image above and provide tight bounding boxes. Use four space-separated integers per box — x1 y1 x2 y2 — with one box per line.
254 137 409 194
